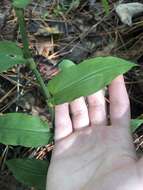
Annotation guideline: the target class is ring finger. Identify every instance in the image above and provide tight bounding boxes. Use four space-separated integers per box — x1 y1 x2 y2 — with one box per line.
87 90 107 126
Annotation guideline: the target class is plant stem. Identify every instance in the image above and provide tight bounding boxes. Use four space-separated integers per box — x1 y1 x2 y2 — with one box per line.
27 58 51 100
15 8 53 112
15 8 31 59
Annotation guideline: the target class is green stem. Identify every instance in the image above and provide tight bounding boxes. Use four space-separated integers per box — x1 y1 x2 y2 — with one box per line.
28 58 51 100
15 7 52 110
15 8 31 59
29 58 54 118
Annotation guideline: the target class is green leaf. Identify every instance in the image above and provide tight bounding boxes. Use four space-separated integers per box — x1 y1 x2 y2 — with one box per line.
101 0 109 14
0 41 27 73
0 53 26 73
48 56 136 105
0 41 23 55
0 113 53 147
6 159 48 190
0 41 23 56
131 119 143 133
58 59 75 70
13 0 32 8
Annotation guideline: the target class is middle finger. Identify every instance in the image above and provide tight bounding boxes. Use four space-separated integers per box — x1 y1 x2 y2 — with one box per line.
70 97 89 130
87 90 107 126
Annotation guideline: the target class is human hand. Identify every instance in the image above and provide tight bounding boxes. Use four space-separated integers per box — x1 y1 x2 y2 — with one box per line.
46 75 143 190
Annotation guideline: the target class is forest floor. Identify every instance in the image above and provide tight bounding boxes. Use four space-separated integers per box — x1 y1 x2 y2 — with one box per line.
1 0 143 189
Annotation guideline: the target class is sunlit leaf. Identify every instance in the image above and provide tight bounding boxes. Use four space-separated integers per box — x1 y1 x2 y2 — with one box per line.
0 113 53 147
7 159 48 190
48 56 136 105
13 0 32 8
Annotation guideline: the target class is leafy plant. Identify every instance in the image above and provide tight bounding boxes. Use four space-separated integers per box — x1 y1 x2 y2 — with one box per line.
0 0 136 189
53 0 109 16
101 0 109 14
52 0 80 16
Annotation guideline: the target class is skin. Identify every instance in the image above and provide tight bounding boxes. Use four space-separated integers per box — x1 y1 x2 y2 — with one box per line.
46 75 143 190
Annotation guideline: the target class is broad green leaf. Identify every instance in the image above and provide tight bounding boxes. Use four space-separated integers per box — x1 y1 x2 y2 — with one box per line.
0 53 26 73
131 119 143 133
0 41 27 72
0 41 23 55
13 0 32 8
0 113 53 147
6 159 48 190
48 56 136 105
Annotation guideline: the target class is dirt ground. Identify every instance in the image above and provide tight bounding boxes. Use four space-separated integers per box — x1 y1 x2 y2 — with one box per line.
1 0 143 189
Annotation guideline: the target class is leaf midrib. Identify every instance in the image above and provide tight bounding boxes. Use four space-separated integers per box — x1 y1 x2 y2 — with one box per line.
51 63 131 95
0 127 50 133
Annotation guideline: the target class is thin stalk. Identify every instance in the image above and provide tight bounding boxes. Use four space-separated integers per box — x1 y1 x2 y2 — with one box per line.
15 8 31 59
15 8 51 103
27 58 51 100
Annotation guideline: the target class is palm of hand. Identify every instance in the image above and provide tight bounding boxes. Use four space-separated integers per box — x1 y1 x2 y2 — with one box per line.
46 76 143 190
47 126 142 190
